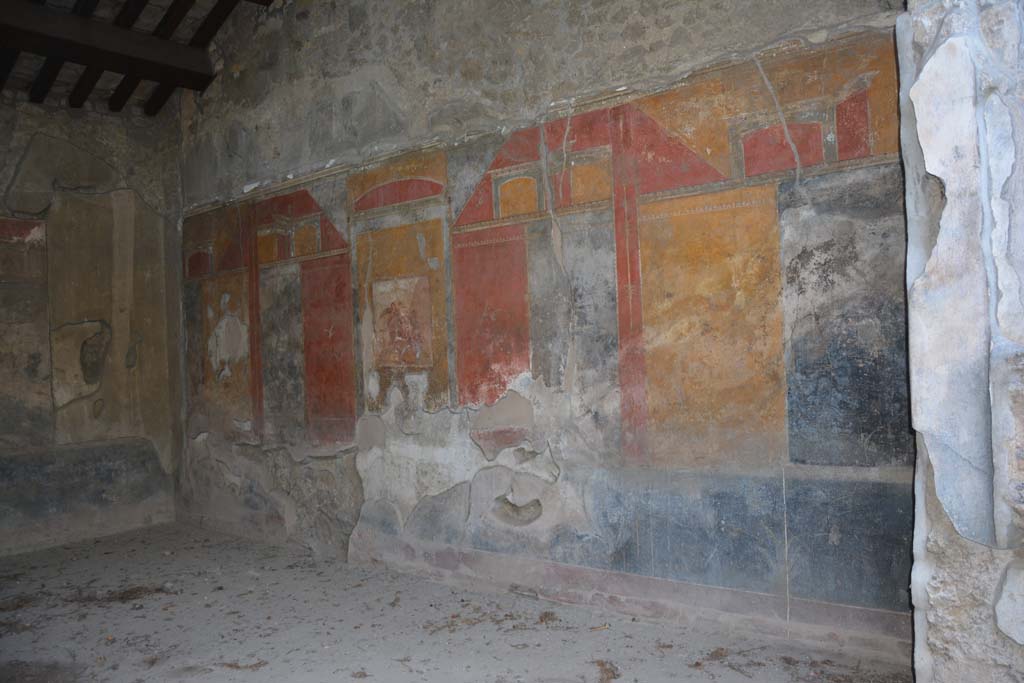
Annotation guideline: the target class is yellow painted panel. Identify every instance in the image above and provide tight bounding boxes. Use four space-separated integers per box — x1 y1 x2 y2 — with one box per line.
498 177 539 218
570 160 612 204
292 222 319 257
638 184 786 470
257 233 280 264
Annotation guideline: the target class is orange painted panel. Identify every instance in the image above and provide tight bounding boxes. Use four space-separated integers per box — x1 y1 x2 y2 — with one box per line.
498 177 539 218
570 160 613 204
638 185 786 469
292 222 320 257
356 220 449 410
257 232 283 264
634 31 899 177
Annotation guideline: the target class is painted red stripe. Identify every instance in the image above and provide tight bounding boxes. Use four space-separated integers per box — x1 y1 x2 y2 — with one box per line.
837 90 871 161
610 105 649 460
240 204 264 437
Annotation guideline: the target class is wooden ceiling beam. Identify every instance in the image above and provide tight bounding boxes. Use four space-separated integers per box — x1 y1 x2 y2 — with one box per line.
108 0 196 111
145 0 242 116
28 0 100 103
0 1 214 97
0 49 18 92
69 0 149 108
0 0 44 93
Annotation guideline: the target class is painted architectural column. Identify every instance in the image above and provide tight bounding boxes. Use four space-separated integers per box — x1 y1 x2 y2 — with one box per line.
899 0 1024 678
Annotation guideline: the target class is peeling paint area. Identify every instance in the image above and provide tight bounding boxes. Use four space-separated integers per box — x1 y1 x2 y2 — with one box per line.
180 32 912 641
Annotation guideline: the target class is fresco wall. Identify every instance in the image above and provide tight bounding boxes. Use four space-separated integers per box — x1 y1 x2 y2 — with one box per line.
181 31 913 642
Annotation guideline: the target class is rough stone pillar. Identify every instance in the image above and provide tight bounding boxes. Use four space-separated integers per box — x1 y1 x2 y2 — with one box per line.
899 0 1024 679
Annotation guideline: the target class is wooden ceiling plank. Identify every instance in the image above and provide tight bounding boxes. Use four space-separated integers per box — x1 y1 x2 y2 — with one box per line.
0 1 214 97
108 0 196 112
69 0 150 108
190 0 241 47
145 0 244 115
0 49 18 92
28 0 100 103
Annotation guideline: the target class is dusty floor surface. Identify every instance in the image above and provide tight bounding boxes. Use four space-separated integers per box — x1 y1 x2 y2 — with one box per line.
0 524 911 682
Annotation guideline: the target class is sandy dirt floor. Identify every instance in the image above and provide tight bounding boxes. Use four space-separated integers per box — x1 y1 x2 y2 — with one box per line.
0 524 911 682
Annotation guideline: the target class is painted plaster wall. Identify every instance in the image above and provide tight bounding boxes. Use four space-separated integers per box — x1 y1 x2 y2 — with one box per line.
0 102 182 554
899 0 1024 680
179 0 904 210
180 29 914 646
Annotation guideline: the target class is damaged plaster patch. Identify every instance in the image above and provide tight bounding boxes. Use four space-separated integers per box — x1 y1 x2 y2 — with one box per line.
5 134 120 215
907 36 995 545
995 560 1024 645
208 295 249 381
986 95 1024 345
51 320 110 408
470 390 534 461
351 373 600 564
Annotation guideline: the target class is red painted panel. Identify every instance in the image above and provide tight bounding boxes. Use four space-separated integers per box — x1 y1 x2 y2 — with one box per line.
251 188 346 252
321 216 347 251
353 178 445 212
301 253 356 443
837 90 871 161
453 224 531 406
186 250 211 279
0 217 42 241
544 109 612 152
619 105 725 195
742 122 825 177
217 238 243 271
610 105 649 460
489 127 541 170
454 175 494 227
250 189 322 226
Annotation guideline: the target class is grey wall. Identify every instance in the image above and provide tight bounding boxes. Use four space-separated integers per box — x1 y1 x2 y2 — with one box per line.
0 100 182 554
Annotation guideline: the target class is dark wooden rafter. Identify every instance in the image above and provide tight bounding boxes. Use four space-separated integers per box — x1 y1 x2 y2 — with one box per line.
0 0 44 93
0 1 215 94
108 0 196 111
2 0 271 112
144 0 241 116
68 0 150 108
28 0 100 103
